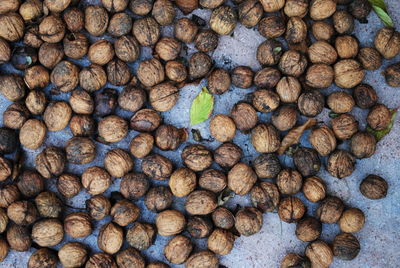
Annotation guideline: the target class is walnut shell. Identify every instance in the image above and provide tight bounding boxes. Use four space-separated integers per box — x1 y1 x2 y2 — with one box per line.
50 61 79 93
98 222 124 254
235 207 263 236
133 17 160 46
31 219 64 247
327 149 356 178
19 119 46 150
250 182 280 213
28 248 57 268
374 27 400 59
156 209 186 236
34 191 62 218
126 222 156 250
367 104 391 131
86 195 111 220
207 228 235 255
186 251 218 268
7 200 38 225
64 212 92 238
142 154 173 181
210 6 237 35
145 186 173 212
66 137 96 165
57 173 81 198
58 242 88 268
339 208 365 233
182 144 213 172
82 166 111 195
116 248 145 268
43 101 72 131
174 18 198 43
350 132 376 159
253 153 281 179
85 253 117 268
104 149 133 178
7 224 31 251
187 216 213 238
199 169 227 193
334 59 365 89
295 217 322 242
302 176 326 203
251 124 280 153
130 133 154 159
111 199 140 226
276 169 303 195
185 190 217 215
305 240 333 268
228 162 257 195
169 168 197 197
85 6 109 36
230 102 258 132
98 115 128 143
130 109 161 132
150 82 179 112
316 196 344 223
333 233 360 260
331 113 358 140
35 146 66 179
278 196 306 223
360 174 388 199
164 235 193 264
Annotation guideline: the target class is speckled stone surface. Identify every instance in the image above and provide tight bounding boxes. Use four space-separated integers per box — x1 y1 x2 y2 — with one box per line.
0 0 399 267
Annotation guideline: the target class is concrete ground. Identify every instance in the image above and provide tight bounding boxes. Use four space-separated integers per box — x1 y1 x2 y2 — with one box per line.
0 0 399 267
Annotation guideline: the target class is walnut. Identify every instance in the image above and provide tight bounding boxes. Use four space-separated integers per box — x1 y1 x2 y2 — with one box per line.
64 212 92 238
86 195 111 221
31 219 64 247
130 133 154 159
34 191 62 218
276 169 303 195
207 228 235 255
228 162 257 195
164 235 193 264
251 124 280 153
250 182 280 213
7 200 38 225
35 146 66 179
145 186 173 212
186 251 219 268
116 248 145 268
142 154 173 181
98 115 128 143
235 207 263 236
278 196 306 223
57 173 81 199
65 137 96 165
316 196 344 223
339 208 365 233
104 149 133 178
182 144 213 172
253 153 281 179
302 176 326 203
126 222 156 250
230 102 258 132
333 232 360 260
187 216 213 238
111 199 140 226
156 209 186 236
305 240 334 268
295 217 322 242
360 174 388 200
185 190 217 215
81 166 111 195
58 242 88 268
327 149 356 179
98 222 124 254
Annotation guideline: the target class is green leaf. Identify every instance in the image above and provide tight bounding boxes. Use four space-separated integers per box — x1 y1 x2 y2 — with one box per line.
329 111 339 119
190 87 214 126
273 47 282 54
368 0 394 27
367 108 398 141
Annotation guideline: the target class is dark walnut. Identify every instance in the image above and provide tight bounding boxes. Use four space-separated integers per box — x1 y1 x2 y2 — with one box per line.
155 37 181 61
28 248 57 268
0 74 26 102
199 169 227 193
350 132 376 159
384 62 400 87
374 27 400 59
212 207 235 229
35 147 66 179
195 30 219 53
253 153 281 179
17 170 44 198
174 18 198 43
316 196 344 224
235 207 263 236
65 137 96 165
69 115 96 137
63 8 84 32
279 50 307 77
293 147 321 177
0 157 12 182
79 64 107 92
0 185 20 208
231 66 254 89
333 10 354 34
142 154 173 181
278 196 306 223
360 174 388 200
50 61 79 93
331 113 359 140
133 17 160 46
250 182 280 213
115 35 140 63
86 195 111 221
214 143 242 169
130 109 162 132
230 102 258 132
327 149 356 179
210 5 237 35
145 186 173 212
253 68 281 89
182 144 213 172
152 0 175 26
7 224 31 251
367 104 391 131
108 12 132 37
358 47 382 70
116 248 145 268
257 39 283 66
333 232 360 260
164 235 193 264
281 253 311 268
155 124 188 151
252 89 280 112
276 169 303 195
285 17 307 45
0 128 18 154
295 217 322 242
185 190 217 215
189 52 212 80
228 162 257 195
24 65 50 90
187 216 213 238
121 172 149 200
111 199 140 227
34 191 62 218
126 222 156 250
208 68 231 95
258 15 285 38
149 82 179 112
85 253 117 268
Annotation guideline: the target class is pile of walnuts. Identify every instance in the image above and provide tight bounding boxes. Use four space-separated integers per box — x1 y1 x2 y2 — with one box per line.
0 0 397 267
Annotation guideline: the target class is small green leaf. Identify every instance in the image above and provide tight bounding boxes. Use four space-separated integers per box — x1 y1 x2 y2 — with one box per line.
368 0 394 27
329 111 339 119
190 87 214 126
367 108 398 141
217 188 235 206
273 47 282 54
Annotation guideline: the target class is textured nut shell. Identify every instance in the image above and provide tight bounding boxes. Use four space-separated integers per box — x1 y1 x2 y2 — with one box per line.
327 149 356 178
185 190 217 215
132 17 160 46
339 208 365 233
64 212 92 238
111 199 140 226
186 250 219 268
130 133 154 159
316 196 344 223
85 6 109 36
57 173 81 198
278 196 306 223
156 210 186 236
98 115 128 143
7 224 31 251
116 248 145 268
164 235 193 264
35 147 66 178
228 162 257 195
334 59 365 89
169 168 197 197
250 182 280 212
104 149 133 178
43 101 72 131
50 61 79 93
210 115 236 142
235 207 263 236
19 119 46 150
305 240 334 267
142 154 173 180
309 0 336 20
251 124 280 153
82 166 111 195
277 76 303 103
360 174 388 199
207 229 235 255
182 145 213 172
210 6 237 35
126 222 155 250
302 176 326 203
98 222 123 254
58 242 88 268
32 219 64 247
